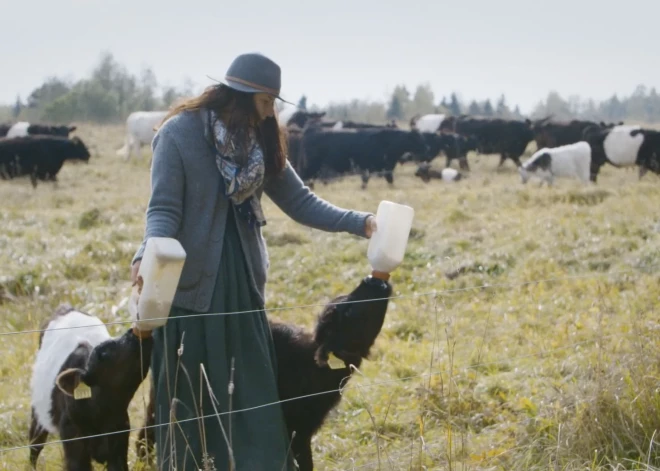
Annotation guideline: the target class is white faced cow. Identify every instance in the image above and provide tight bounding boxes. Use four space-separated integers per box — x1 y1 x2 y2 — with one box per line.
519 141 592 186
116 111 168 161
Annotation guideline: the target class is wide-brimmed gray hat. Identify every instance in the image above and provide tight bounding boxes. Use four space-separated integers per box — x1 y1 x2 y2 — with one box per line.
208 52 294 105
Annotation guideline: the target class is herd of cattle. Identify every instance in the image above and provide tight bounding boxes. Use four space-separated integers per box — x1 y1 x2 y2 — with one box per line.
1 106 659 189
277 108 660 188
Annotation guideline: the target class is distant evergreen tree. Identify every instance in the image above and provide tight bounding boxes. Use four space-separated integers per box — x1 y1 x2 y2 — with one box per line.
449 93 461 115
12 95 22 118
496 94 510 117
386 95 403 120
468 100 481 116
483 99 494 116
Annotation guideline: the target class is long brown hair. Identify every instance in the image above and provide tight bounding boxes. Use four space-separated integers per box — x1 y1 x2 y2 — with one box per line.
159 84 287 176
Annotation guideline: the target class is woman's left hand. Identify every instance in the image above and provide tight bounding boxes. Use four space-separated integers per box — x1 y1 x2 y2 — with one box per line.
365 216 377 238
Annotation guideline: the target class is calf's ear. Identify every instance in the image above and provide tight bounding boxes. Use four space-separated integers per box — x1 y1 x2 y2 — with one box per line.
55 368 87 397
314 346 329 367
68 126 77 132
55 341 93 396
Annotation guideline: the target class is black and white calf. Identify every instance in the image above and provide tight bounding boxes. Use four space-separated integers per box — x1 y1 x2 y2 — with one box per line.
29 304 152 471
518 141 592 185
414 163 464 182
585 124 660 181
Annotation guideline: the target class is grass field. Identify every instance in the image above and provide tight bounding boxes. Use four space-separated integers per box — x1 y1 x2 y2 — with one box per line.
1 122 660 470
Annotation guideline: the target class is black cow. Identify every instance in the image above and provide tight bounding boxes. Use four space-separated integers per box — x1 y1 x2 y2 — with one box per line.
0 122 76 138
284 109 329 183
409 114 421 130
0 135 90 187
286 125 306 175
439 116 535 167
585 125 660 182
332 120 398 130
284 110 328 129
286 125 343 187
402 132 478 170
532 118 622 149
286 124 341 188
299 125 429 189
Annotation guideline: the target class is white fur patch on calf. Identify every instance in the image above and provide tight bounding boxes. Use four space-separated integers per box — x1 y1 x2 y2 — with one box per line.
6 121 29 138
522 141 592 184
441 168 459 182
603 125 644 167
30 310 110 433
414 114 445 133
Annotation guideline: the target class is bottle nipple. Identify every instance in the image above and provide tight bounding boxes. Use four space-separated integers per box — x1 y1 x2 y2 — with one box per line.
132 324 153 339
371 270 390 281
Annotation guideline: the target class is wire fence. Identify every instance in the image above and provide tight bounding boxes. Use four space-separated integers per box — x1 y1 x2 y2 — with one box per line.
0 329 622 453
0 266 649 338
0 264 657 469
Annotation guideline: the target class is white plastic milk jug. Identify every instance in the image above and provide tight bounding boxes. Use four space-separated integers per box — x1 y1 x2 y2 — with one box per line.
129 237 187 331
367 200 415 275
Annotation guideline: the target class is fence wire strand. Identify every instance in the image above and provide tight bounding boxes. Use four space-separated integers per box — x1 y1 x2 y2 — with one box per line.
0 265 654 466
0 327 627 456
0 265 650 338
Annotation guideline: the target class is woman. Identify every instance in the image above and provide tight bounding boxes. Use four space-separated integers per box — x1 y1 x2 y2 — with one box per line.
130 52 376 471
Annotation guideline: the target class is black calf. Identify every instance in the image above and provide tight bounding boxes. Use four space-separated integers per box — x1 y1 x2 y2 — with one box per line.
136 275 392 471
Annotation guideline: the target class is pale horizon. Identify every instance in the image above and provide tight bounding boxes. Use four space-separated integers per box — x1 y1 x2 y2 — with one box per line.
2 0 658 115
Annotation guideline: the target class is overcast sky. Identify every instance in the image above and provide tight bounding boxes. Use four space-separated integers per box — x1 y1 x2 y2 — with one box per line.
2 0 658 114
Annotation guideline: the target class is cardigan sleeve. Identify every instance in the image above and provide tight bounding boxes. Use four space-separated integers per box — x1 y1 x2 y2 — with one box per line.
264 161 373 237
131 128 185 265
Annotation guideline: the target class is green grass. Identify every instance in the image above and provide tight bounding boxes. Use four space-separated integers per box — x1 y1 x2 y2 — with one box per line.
1 122 659 470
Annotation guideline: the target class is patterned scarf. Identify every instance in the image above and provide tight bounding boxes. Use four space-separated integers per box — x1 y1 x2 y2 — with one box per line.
209 110 266 228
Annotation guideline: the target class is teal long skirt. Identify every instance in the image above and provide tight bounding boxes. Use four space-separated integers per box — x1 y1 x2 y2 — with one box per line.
150 209 295 471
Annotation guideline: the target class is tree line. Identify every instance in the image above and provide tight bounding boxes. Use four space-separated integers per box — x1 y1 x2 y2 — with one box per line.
315 85 660 125
311 85 527 125
0 52 195 124
2 52 659 125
